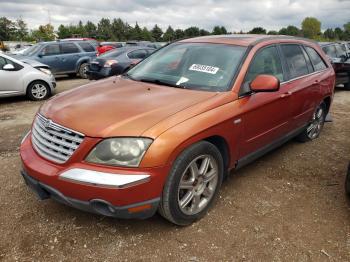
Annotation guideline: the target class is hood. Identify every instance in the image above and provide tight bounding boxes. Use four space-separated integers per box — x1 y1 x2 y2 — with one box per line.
22 58 50 69
40 77 218 138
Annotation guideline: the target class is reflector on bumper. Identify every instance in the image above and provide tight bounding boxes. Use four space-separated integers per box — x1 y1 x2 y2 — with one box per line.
59 168 150 189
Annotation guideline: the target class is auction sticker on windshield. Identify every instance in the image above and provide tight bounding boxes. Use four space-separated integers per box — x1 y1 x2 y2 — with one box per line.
189 64 219 74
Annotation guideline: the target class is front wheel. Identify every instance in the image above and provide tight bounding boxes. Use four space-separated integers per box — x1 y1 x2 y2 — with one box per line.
158 141 224 226
27 81 50 101
345 162 350 196
79 63 89 79
296 103 326 142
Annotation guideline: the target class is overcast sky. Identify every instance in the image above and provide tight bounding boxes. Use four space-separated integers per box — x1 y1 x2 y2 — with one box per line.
0 0 349 32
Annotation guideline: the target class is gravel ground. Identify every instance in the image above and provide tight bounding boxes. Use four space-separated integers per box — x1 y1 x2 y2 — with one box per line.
0 77 349 261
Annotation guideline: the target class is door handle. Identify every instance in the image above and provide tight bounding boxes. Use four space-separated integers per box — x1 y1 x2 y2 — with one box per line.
280 91 292 98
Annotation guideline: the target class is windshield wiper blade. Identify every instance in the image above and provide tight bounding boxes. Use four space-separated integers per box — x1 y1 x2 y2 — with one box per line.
139 78 186 89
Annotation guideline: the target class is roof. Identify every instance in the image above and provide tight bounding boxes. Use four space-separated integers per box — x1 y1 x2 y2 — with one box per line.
180 34 316 47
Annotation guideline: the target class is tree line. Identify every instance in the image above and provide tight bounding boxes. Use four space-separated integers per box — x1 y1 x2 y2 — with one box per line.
0 16 349 42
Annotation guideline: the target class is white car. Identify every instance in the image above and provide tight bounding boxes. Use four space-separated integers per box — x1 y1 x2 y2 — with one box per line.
0 53 56 100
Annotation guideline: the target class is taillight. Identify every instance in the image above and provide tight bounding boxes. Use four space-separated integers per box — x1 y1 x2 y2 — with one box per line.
104 60 118 67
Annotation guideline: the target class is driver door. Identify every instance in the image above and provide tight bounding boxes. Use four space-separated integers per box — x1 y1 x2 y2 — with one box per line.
237 45 293 160
0 56 24 95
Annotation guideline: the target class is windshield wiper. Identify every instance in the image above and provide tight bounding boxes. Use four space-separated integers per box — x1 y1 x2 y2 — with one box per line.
138 78 186 89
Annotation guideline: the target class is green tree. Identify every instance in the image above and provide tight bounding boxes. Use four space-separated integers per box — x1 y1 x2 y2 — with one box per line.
174 29 185 39
130 22 143 40
267 30 278 35
301 17 321 39
344 22 350 40
0 17 16 40
184 26 200 37
57 24 71 39
212 26 223 35
85 21 97 38
334 27 344 40
249 27 266 34
151 24 163 41
15 17 28 41
323 28 335 40
31 24 55 41
141 27 152 41
199 29 210 36
97 18 111 40
163 26 175 41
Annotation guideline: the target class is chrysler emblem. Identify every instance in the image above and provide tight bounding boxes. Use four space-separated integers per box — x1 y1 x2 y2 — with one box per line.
44 119 53 129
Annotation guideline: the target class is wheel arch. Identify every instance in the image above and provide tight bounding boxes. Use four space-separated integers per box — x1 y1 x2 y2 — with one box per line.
323 96 332 114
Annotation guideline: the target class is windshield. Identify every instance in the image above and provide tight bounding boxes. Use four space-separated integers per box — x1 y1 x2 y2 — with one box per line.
127 43 247 91
22 44 42 56
99 49 125 58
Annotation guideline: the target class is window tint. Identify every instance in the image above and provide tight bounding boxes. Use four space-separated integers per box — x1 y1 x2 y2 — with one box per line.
335 44 347 57
322 45 337 58
78 42 95 52
60 43 79 54
42 44 60 56
245 46 284 85
280 44 309 79
128 49 148 59
305 46 327 71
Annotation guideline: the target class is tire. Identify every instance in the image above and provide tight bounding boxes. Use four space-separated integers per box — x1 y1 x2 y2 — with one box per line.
296 102 326 143
26 81 50 101
78 63 88 79
345 162 350 196
158 141 224 226
344 82 350 90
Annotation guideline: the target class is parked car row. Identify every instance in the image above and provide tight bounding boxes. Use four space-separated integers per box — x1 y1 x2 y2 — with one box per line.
319 41 350 89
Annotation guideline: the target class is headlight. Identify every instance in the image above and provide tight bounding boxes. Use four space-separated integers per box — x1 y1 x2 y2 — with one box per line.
38 67 52 75
86 138 153 167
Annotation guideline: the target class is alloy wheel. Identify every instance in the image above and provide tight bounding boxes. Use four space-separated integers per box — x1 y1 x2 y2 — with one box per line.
307 106 324 139
31 83 47 99
177 155 219 215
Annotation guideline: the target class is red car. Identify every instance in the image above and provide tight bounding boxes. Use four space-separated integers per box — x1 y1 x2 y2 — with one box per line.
20 35 335 225
97 42 124 56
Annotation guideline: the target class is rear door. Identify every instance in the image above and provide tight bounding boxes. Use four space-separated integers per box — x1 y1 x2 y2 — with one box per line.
279 44 325 128
59 42 81 73
238 45 292 158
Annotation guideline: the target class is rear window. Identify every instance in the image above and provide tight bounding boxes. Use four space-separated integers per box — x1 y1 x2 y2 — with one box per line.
78 42 95 52
280 44 309 79
60 43 80 54
322 45 337 58
128 49 148 59
305 46 327 71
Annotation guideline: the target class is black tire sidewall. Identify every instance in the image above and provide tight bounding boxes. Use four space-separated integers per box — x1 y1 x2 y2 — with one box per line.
79 63 88 79
345 163 350 196
27 81 50 101
161 141 224 225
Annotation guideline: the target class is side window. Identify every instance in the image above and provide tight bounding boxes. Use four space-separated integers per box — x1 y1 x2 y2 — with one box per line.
0 57 7 69
305 46 327 71
77 42 95 52
128 50 147 59
60 43 80 54
280 44 309 79
244 46 284 86
41 44 60 56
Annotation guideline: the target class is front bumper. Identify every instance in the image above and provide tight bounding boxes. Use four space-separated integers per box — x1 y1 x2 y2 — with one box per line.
21 170 159 219
86 68 111 80
20 133 170 219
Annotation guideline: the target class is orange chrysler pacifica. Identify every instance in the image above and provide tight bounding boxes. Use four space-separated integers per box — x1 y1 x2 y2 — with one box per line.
20 35 335 225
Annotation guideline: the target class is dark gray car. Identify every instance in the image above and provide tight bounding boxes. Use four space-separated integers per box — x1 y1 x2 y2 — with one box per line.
87 46 155 80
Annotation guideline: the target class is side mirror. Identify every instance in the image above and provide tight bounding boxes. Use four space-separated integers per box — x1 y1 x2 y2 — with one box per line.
3 64 15 71
38 53 43 58
250 74 280 92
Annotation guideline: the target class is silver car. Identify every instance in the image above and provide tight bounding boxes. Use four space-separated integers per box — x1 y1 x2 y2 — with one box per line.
0 53 56 100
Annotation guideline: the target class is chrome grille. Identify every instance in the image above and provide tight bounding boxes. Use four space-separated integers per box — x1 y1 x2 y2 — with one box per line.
31 114 85 163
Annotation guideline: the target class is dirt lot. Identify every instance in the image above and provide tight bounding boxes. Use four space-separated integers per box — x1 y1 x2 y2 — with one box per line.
0 77 349 261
